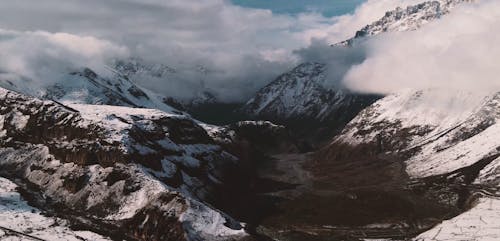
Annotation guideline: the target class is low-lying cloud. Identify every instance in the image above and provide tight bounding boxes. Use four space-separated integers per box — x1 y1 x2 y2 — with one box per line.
0 29 128 88
0 0 422 102
343 0 500 94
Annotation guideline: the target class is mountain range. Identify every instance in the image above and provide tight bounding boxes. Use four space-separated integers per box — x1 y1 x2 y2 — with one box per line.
2 0 498 241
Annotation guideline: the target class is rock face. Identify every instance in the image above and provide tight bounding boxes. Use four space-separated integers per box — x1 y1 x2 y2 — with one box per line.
0 87 247 241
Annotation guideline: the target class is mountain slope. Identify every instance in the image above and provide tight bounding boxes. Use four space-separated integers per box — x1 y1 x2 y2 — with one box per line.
0 87 247 240
334 89 500 179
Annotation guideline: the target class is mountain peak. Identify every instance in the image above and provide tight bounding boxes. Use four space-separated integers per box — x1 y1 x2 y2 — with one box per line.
337 0 476 46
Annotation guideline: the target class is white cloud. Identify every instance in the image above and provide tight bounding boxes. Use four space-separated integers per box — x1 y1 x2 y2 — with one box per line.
0 29 128 88
0 0 419 101
343 0 500 94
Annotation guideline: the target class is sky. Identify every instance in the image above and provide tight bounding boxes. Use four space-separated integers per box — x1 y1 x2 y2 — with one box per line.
231 0 365 16
0 0 495 102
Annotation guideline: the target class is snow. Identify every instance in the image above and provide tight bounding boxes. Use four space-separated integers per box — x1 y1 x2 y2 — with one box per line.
9 111 29 131
198 123 235 144
407 122 500 177
180 199 246 240
415 198 500 241
0 177 111 241
70 103 184 151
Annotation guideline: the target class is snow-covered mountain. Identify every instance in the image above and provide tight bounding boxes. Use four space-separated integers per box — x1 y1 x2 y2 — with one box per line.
0 66 181 115
339 0 475 46
242 0 474 137
113 58 220 109
241 63 378 138
0 87 248 240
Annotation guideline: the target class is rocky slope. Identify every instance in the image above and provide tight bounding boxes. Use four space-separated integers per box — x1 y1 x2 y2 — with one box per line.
314 89 500 240
0 87 248 241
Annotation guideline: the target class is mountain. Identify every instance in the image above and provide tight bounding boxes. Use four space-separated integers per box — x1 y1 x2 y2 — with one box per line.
0 67 181 115
113 58 221 109
240 62 379 141
0 87 249 240
241 0 474 141
339 0 475 46
0 58 224 121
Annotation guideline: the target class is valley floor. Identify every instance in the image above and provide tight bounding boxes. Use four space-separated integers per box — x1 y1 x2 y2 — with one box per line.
245 151 500 241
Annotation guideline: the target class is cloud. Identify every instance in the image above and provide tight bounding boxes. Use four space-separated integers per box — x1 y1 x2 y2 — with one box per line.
0 0 420 101
295 0 424 44
343 0 500 94
0 29 128 88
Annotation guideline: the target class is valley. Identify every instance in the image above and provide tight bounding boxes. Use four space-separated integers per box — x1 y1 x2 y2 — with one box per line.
1 0 499 240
